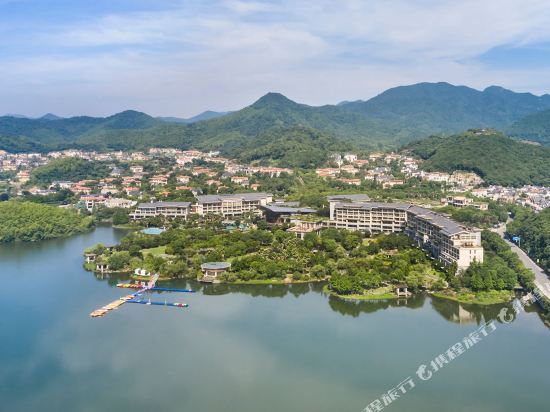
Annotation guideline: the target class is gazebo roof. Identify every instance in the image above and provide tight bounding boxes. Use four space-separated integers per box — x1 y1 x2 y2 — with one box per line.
201 262 231 270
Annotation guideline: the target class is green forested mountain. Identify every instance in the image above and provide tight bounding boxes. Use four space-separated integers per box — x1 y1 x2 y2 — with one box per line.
182 92 386 149
0 110 164 151
508 108 550 145
234 126 354 168
341 82 550 143
158 110 231 123
2 82 550 160
404 131 550 186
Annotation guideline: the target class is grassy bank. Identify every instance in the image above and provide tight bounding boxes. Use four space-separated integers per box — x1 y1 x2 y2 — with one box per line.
323 285 398 300
431 289 514 305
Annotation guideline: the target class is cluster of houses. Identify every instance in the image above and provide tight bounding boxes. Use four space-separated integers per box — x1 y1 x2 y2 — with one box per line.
471 185 550 211
1 148 548 218
0 151 47 175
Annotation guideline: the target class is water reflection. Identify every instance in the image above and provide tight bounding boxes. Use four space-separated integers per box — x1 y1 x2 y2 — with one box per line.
91 271 531 326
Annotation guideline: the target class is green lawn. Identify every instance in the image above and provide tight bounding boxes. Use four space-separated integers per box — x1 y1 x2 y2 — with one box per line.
140 246 167 256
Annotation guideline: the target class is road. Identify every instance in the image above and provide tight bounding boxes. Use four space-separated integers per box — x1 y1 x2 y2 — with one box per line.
492 222 550 300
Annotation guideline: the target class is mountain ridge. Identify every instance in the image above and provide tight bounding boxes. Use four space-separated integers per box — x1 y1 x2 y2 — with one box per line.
2 82 550 156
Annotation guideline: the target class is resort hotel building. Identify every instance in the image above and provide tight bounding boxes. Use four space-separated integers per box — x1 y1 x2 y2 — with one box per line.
131 193 273 219
131 201 191 220
193 192 273 217
327 195 484 270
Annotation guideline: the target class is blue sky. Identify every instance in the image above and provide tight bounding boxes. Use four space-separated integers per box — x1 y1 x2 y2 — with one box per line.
2 0 550 117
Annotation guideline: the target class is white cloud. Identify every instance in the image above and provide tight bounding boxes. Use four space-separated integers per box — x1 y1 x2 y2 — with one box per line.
2 0 550 116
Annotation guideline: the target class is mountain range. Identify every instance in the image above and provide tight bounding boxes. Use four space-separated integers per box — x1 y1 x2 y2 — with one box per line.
2 82 550 158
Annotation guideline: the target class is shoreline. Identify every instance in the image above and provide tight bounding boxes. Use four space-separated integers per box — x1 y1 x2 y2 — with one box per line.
430 290 515 305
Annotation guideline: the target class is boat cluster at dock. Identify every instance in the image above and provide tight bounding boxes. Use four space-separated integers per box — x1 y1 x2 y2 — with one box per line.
90 273 194 318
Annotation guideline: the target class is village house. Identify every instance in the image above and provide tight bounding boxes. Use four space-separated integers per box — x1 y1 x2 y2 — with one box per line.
124 187 141 197
340 164 359 175
382 179 404 189
231 176 249 186
316 168 340 178
104 198 137 209
343 153 358 163
81 195 107 211
150 175 168 186
176 175 191 184
441 196 488 210
354 159 370 168
338 178 361 186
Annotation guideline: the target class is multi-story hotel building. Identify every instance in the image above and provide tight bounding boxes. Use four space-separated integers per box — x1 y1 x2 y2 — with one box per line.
328 195 483 270
131 201 191 220
194 193 273 217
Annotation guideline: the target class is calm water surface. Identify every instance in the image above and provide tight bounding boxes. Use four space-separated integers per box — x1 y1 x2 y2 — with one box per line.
0 227 548 412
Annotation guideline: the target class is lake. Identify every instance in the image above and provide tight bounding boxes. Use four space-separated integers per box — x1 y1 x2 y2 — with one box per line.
1 226 548 412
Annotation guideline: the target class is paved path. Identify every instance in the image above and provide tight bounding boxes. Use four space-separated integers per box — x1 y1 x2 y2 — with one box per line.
492 223 550 300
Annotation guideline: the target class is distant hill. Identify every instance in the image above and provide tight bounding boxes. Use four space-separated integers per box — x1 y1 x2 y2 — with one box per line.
404 130 550 186
181 92 387 151
508 109 550 145
4 113 28 119
2 82 550 164
0 110 166 151
158 110 231 124
40 113 62 121
223 125 353 168
341 82 550 143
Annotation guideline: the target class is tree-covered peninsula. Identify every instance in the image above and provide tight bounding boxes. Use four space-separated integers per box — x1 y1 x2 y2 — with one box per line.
0 201 93 242
84 219 532 304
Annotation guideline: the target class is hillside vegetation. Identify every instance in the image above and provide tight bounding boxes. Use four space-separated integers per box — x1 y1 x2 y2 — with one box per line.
0 201 93 242
405 131 550 186
31 158 111 184
508 108 550 145
507 207 550 272
342 83 550 141
2 82 550 157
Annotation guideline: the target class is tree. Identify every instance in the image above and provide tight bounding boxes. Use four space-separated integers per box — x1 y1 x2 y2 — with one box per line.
112 209 130 225
107 251 131 271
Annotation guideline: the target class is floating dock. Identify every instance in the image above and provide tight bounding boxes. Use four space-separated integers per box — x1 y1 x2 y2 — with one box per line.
90 274 192 318
150 287 195 293
127 299 189 307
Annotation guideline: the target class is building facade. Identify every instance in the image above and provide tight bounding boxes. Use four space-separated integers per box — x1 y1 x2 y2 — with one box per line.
131 201 191 220
194 193 273 217
327 196 483 270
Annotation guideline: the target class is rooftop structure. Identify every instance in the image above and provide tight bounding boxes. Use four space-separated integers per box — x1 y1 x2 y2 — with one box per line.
200 262 231 283
260 203 318 223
